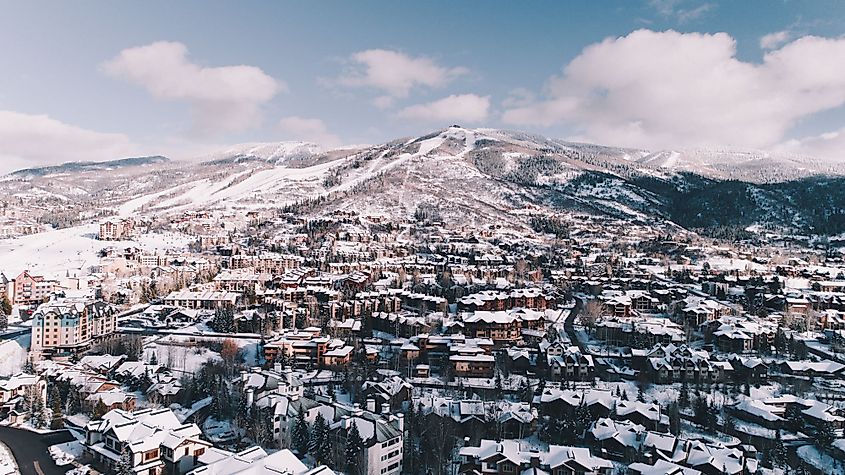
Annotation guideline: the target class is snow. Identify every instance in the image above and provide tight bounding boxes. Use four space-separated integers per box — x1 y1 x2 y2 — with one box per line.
0 224 192 279
0 335 29 377
49 440 84 467
0 442 18 475
797 444 845 474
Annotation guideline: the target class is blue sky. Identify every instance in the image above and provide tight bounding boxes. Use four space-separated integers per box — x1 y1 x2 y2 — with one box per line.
1 0 845 170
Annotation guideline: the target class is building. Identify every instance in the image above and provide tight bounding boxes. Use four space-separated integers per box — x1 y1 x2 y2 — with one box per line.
188 446 333 475
459 439 614 475
30 298 117 357
162 290 241 310
84 407 210 475
11 270 57 306
99 218 134 241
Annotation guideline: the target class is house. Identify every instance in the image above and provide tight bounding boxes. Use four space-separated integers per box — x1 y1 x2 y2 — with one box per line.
549 347 595 382
328 411 404 475
84 408 210 475
188 446 333 475
0 373 47 419
162 290 241 310
459 439 614 475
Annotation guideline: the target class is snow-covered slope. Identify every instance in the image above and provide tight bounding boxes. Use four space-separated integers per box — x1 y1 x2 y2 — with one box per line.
3 126 845 234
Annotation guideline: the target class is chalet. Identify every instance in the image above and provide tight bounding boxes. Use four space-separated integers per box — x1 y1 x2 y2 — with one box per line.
459 439 613 475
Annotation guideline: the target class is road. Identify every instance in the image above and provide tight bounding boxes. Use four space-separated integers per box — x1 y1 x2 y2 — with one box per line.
0 426 75 475
564 297 587 353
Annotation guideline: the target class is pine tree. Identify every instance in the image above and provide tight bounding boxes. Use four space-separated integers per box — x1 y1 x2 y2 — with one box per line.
68 389 82 415
679 381 690 408
30 395 46 429
667 402 681 436
637 385 646 402
813 420 835 449
770 429 787 468
311 412 331 466
115 446 135 475
573 403 593 437
345 421 364 475
0 294 10 317
293 411 310 456
621 389 629 401
93 399 108 419
49 386 63 430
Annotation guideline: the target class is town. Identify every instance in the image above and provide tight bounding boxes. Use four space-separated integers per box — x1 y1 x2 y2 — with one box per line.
0 205 841 475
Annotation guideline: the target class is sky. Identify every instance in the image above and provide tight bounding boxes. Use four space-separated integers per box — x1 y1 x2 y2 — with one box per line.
2 0 845 171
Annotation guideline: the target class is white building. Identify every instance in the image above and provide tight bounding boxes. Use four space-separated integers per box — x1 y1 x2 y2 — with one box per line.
30 298 117 357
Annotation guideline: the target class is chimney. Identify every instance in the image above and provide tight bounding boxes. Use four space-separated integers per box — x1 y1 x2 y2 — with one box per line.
246 388 254 407
240 370 248 383
396 413 404 432
285 366 293 385
366 398 376 413
274 362 282 373
381 403 390 415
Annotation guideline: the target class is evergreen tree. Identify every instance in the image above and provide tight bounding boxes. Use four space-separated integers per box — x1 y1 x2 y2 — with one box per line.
311 412 331 466
621 389 629 401
68 388 82 415
149 352 158 365
637 385 646 402
667 402 681 436
813 420 836 449
345 421 364 475
0 294 11 317
679 381 690 408
115 446 135 475
770 429 787 468
30 396 46 428
573 403 593 438
93 399 109 419
293 411 310 456
50 386 63 430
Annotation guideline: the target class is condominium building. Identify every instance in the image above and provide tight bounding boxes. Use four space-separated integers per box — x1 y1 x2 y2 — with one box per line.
30 298 117 357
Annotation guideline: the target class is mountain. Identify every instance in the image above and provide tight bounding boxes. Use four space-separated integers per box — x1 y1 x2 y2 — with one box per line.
3 127 845 237
10 156 170 178
197 142 328 166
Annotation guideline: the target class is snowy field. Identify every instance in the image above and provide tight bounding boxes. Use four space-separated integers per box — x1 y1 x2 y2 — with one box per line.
0 224 193 279
0 442 18 475
0 336 29 377
48 440 83 467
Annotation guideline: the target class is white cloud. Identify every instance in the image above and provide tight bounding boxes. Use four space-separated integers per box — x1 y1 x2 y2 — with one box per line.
397 94 490 124
777 127 845 162
102 41 282 134
760 30 791 50
502 29 845 153
336 49 468 105
278 116 341 147
649 0 715 23
0 111 137 173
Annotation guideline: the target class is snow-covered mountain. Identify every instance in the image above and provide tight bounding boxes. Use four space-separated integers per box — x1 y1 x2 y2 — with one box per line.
3 126 845 235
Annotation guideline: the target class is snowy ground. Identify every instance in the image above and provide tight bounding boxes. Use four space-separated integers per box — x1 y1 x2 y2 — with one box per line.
0 443 18 475
0 223 193 279
0 335 29 377
142 333 261 374
48 440 83 467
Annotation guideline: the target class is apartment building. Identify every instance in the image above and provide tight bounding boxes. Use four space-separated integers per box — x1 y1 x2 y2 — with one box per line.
30 298 117 356
99 218 134 241
11 270 57 306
